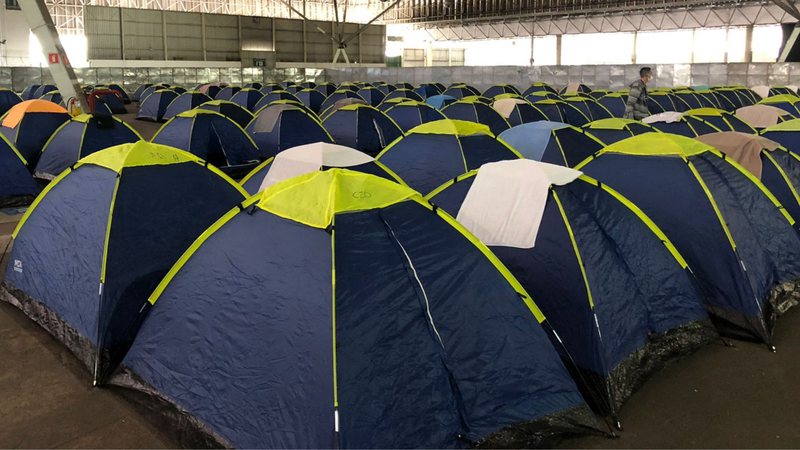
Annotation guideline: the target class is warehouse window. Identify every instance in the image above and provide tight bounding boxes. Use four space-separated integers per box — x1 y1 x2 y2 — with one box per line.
5 0 21 10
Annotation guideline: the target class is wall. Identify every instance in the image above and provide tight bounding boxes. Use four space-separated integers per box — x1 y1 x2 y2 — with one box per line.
324 63 800 91
84 6 385 65
0 5 31 66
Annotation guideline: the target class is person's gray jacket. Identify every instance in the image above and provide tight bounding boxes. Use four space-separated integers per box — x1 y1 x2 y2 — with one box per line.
623 79 650 120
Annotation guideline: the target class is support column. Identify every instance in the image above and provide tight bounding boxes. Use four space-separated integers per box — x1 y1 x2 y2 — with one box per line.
119 7 125 60
631 31 637 64
201 13 207 61
556 34 562 65
745 25 754 63
162 11 168 60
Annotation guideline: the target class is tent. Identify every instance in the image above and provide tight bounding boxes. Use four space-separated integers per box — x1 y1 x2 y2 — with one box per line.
338 82 361 92
138 84 169 104
441 100 511 135
163 91 212 120
499 121 605 166
36 114 142 180
647 92 687 113
395 81 415 89
413 83 441 99
196 100 254 129
493 98 548 126
111 168 599 448
33 85 57 99
587 89 611 100
376 97 409 112
245 103 332 159
426 159 714 424
0 133 40 206
672 90 718 110
577 133 800 345
712 88 755 110
137 89 179 122
214 86 241 101
244 82 263 90
252 90 300 112
261 99 318 117
230 88 265 112
196 83 224 99
643 112 720 137
525 91 563 103
684 108 756 133
442 84 480 99
696 132 800 221
564 97 613 121
460 95 493 105
582 118 658 145
374 83 397 95
737 104 794 130
239 142 401 194
0 100 71 167
319 98 367 120
132 84 153 102
532 99 591 126
319 89 365 115
383 88 424 103
107 84 131 104
522 82 558 97
561 83 593 95
151 110 261 176
295 88 327 113
425 94 457 110
377 120 521 194
596 93 628 118
384 100 446 132
760 118 800 155
321 104 403 156
315 82 337 96
483 84 521 98
20 85 41 100
39 91 64 107
0 89 22 117
758 94 800 116
0 141 247 383
256 83 281 95
769 86 798 97
88 89 128 114
355 87 386 107
298 81 317 89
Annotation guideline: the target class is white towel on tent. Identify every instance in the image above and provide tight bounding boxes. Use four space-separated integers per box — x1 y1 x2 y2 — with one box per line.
456 159 582 249
643 111 683 124
260 143 374 190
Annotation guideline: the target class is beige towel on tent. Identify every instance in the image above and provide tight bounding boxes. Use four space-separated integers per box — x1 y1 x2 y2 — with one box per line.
695 132 781 179
751 85 771 100
735 104 788 129
492 98 527 119
563 82 581 95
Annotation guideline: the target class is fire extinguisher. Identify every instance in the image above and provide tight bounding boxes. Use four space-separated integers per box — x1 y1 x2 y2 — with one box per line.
67 97 82 116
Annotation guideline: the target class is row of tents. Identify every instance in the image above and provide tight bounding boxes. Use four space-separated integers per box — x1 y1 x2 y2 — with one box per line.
3 81 800 448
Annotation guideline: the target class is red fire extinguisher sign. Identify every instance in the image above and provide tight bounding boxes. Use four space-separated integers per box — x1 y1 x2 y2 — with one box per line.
48 53 59 64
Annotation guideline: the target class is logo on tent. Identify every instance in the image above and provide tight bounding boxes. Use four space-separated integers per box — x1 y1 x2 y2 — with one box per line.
13 259 22 273
352 190 372 199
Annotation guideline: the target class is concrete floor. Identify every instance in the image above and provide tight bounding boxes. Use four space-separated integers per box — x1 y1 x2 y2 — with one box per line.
2 107 800 448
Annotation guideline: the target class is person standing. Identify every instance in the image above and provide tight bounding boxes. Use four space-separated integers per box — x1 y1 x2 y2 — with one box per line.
623 67 653 120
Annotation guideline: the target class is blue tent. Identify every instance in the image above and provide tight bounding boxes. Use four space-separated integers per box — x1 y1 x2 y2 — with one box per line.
0 133 40 206
214 86 242 101
395 81 415 90
376 97 408 112
759 94 800 116
647 92 687 113
195 100 254 129
577 133 800 345
137 90 179 122
684 108 757 133
355 87 386 107
372 83 394 95
230 88 265 112
315 82 337 96
251 90 300 112
383 88 424 103
525 91 563 103
1 141 247 383
90 89 128 114
377 119 521 194
498 121 604 166
111 169 600 448
337 83 361 93
443 84 480 99
673 90 717 110
20 84 41 100
427 159 714 424
483 84 521 98
646 114 720 137
425 94 457 110
239 142 401 194
33 84 57 99
414 83 441 99
35 114 142 179
138 84 168 104
295 88 326 113
108 84 131 104
385 100 446 132
163 91 212 120
582 118 658 145
597 93 628 117
132 84 153 102
0 89 22 116
564 97 614 121
298 81 317 89
713 88 754 110
322 104 403 156
319 89 365 114
441 100 510 135
531 99 591 126
152 110 260 176
246 104 332 159
0 100 71 167
493 99 549 127
522 83 558 97
39 90 64 107
245 82 263 90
